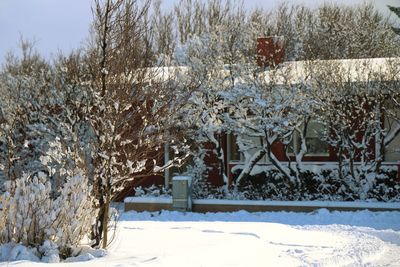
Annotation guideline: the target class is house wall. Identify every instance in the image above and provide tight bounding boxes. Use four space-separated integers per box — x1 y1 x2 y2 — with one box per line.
226 121 400 181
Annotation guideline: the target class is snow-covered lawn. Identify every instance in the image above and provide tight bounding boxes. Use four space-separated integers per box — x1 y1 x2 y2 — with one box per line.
2 209 400 266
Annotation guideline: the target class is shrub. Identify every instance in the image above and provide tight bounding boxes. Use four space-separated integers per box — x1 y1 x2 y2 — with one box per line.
216 168 400 201
0 171 96 259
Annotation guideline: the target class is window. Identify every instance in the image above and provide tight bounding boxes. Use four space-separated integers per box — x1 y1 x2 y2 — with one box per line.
228 134 241 161
228 134 269 162
290 120 329 156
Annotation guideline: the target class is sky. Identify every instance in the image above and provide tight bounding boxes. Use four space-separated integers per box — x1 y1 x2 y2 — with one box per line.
0 0 398 64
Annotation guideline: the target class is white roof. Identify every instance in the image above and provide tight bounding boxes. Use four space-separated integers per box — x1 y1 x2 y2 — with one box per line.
134 57 400 85
276 57 400 84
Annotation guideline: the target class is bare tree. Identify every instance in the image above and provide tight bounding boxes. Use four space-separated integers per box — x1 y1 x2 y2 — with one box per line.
151 0 176 64
87 0 189 248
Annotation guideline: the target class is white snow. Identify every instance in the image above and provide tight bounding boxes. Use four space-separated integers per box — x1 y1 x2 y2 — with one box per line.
0 243 39 263
1 209 400 266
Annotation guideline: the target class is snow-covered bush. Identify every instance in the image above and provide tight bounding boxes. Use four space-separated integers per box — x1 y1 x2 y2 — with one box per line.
133 185 171 198
51 173 97 257
0 172 52 246
189 167 400 202
0 243 40 262
0 171 96 260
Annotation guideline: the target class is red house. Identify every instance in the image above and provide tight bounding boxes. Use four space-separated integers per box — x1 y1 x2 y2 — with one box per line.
124 37 400 194
192 37 400 187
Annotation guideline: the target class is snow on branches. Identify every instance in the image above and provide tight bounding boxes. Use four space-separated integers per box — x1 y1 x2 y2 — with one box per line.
0 171 95 260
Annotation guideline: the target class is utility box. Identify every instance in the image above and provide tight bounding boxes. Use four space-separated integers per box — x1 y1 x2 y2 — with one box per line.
172 176 192 211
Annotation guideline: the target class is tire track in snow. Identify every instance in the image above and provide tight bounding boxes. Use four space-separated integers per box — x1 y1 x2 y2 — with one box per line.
288 225 389 266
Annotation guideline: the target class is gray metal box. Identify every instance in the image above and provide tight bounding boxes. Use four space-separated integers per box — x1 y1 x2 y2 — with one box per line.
172 176 192 211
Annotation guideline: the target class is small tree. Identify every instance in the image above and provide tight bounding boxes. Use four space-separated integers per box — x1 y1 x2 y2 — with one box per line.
86 0 189 248
224 64 314 191
176 8 250 191
309 59 398 199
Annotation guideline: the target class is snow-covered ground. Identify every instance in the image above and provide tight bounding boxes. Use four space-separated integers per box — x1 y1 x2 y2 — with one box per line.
2 209 400 266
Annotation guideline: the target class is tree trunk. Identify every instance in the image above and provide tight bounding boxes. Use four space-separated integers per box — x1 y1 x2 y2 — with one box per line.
295 118 309 175
91 179 105 248
236 149 267 186
217 134 228 191
266 141 297 191
338 147 343 180
349 155 356 182
102 197 110 249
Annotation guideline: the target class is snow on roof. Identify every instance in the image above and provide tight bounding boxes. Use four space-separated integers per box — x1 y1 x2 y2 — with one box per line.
123 57 400 88
277 57 400 84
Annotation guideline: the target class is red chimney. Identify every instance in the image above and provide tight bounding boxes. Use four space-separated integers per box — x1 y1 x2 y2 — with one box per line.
256 36 285 67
